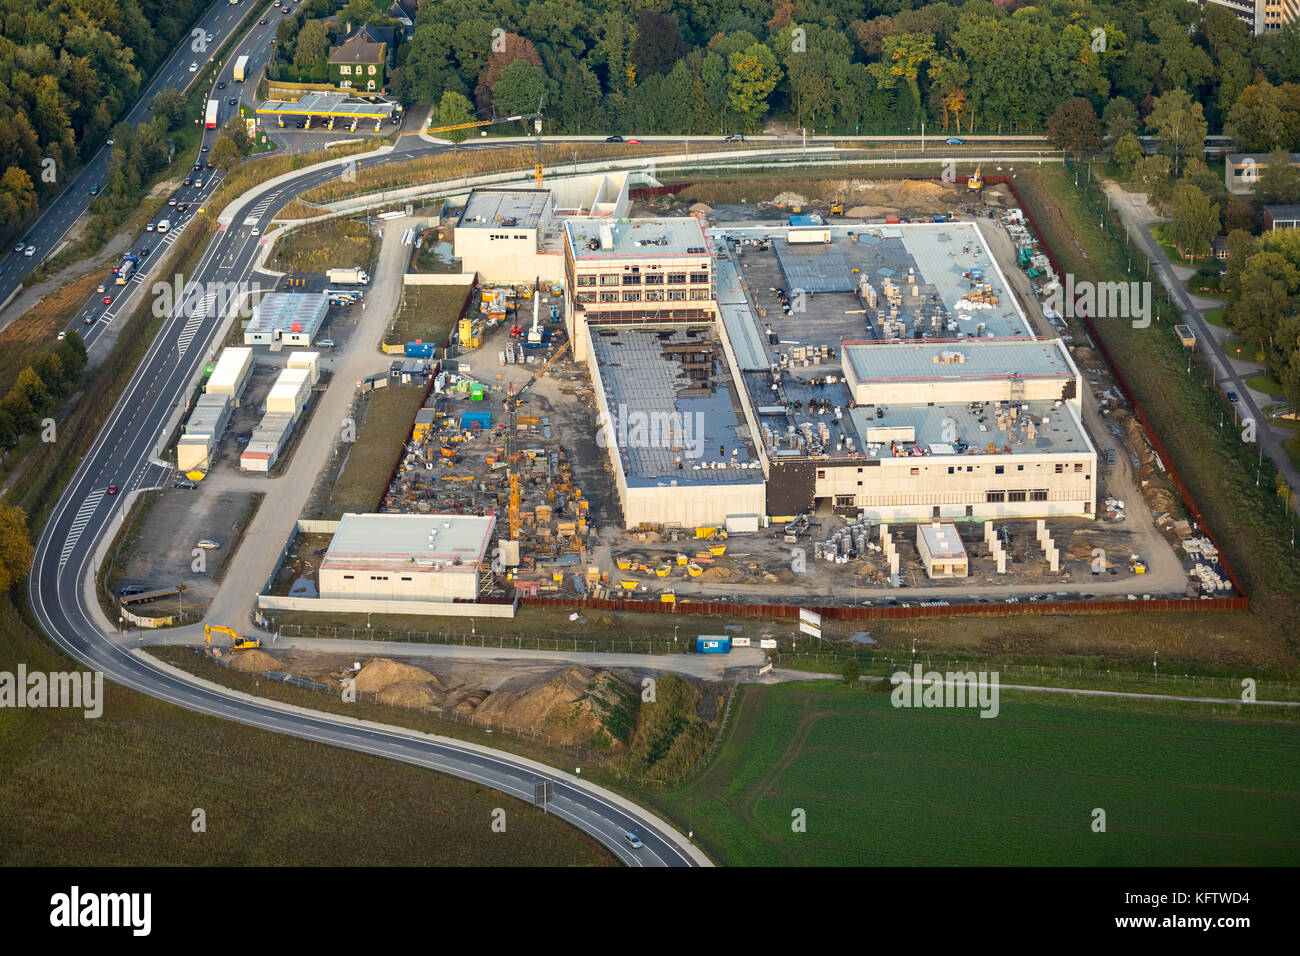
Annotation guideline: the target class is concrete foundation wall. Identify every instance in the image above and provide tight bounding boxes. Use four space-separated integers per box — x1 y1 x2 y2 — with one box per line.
258 595 515 618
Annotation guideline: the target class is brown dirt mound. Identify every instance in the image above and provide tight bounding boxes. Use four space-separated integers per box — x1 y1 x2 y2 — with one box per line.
897 179 947 201
228 649 282 672
474 665 634 746
689 202 713 214
353 657 442 693
702 566 734 580
377 680 442 710
847 205 884 218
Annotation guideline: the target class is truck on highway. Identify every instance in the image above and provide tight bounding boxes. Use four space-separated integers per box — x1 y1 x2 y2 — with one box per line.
233 56 249 83
326 267 369 285
113 253 138 284
156 219 170 233
204 99 219 129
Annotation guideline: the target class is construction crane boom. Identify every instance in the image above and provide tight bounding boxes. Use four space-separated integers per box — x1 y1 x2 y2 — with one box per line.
427 101 545 187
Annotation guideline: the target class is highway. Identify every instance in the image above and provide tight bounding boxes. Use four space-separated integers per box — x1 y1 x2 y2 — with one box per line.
26 128 709 866
0 0 285 313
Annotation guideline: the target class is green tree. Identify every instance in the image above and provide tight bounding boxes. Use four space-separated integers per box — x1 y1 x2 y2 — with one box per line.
13 367 51 417
1167 184 1220 261
151 89 188 131
210 136 244 171
866 32 935 128
1257 149 1300 204
1134 153 1173 197
726 42 781 131
293 20 331 72
0 504 34 591
842 658 861 686
1147 90 1208 177
1102 97 1138 141
630 11 686 79
491 60 548 121
434 90 476 146
1112 132 1144 176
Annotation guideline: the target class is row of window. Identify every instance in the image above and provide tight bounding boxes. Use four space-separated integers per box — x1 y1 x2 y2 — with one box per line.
987 490 1050 502
338 64 379 75
340 574 414 582
576 273 707 286
487 234 528 240
578 290 704 303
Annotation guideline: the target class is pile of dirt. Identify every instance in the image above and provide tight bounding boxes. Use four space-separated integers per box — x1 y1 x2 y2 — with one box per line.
847 205 884 218
897 179 947 202
772 191 808 206
702 566 735 580
228 649 282 672
353 657 442 693
377 680 442 710
688 202 713 214
475 665 635 747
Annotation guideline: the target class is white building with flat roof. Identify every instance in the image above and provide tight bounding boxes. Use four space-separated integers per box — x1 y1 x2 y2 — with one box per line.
244 293 329 345
318 513 495 602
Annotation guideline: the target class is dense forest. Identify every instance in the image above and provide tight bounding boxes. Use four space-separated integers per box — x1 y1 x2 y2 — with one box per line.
0 0 212 234
387 0 1300 136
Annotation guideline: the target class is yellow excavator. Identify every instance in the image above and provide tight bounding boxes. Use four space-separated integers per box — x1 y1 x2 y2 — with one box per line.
205 624 260 650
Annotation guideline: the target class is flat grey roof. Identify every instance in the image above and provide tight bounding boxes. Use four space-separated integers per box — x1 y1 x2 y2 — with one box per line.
1264 204 1300 221
844 339 1073 384
590 326 763 487
566 218 710 260
256 92 396 118
458 189 549 230
323 513 495 569
847 399 1092 457
248 293 329 337
919 523 967 559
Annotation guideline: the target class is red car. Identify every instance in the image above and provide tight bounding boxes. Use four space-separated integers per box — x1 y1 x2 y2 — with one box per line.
106 484 118 495
102 296 112 305
626 139 642 145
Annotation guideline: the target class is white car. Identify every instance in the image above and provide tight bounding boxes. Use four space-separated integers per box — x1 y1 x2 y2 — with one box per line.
24 246 35 257
146 223 155 232
57 331 66 341
197 539 221 550
189 62 198 72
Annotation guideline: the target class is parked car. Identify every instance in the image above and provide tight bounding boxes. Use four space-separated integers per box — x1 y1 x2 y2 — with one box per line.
197 539 221 550
57 330 66 340
119 585 146 596
604 135 624 143
946 137 965 145
295 120 305 128
1227 389 1239 402
173 479 197 489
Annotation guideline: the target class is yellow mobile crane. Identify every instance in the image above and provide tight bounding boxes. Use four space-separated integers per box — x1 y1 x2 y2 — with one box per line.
428 100 546 188
204 624 260 650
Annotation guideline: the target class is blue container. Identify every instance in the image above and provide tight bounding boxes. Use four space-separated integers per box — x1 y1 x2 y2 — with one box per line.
789 215 818 226
695 636 732 654
406 342 434 358
460 410 491 430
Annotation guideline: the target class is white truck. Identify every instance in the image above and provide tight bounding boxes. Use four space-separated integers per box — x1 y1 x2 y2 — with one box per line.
326 267 369 285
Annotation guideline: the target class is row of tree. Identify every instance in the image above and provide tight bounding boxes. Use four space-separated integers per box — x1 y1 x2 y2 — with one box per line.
0 331 87 453
1222 229 1300 411
0 0 216 238
387 0 1300 137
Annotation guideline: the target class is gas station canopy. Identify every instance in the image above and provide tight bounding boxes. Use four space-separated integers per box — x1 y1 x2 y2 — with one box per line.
256 92 398 125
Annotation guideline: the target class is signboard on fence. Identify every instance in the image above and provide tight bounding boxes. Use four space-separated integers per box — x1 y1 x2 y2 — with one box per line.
759 639 778 649
732 636 751 647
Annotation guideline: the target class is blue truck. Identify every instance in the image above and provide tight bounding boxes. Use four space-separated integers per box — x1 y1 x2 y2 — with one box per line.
695 635 732 654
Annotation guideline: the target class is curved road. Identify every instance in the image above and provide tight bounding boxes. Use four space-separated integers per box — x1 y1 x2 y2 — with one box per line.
26 134 707 867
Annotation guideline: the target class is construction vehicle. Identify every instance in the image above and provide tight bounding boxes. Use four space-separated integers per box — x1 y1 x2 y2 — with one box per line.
967 167 983 191
829 199 844 216
204 624 260 650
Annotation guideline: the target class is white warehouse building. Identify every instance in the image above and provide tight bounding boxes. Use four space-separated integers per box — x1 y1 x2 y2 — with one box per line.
318 513 496 602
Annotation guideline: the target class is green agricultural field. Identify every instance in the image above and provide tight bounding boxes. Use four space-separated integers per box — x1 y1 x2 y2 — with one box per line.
653 683 1300 866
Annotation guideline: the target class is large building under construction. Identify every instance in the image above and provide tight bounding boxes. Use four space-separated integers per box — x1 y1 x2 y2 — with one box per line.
558 217 1096 528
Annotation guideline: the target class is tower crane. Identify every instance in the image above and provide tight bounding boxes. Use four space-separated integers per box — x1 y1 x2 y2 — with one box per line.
427 98 546 188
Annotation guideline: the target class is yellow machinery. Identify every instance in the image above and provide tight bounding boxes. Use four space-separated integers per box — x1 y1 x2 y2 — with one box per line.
458 316 481 349
204 624 259 650
967 167 983 191
830 199 844 215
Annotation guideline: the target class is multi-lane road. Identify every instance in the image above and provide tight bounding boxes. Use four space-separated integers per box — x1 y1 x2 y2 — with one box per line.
0 0 289 313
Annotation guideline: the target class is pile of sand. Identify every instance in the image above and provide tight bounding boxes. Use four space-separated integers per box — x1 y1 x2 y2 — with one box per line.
352 657 442 693
229 649 282 672
702 566 734 580
897 180 947 201
773 191 808 206
378 680 442 710
847 205 884 218
475 665 634 746
689 202 713 214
